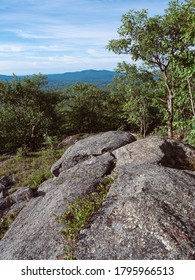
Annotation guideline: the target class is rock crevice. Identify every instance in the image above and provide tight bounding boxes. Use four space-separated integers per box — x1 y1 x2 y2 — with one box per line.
0 132 194 260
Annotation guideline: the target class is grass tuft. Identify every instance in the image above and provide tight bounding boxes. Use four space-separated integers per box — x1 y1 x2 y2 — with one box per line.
55 175 114 259
0 148 64 190
0 146 65 239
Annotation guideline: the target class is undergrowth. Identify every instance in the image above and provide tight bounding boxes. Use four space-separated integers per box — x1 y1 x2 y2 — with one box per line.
0 212 17 240
55 175 114 259
0 146 64 239
0 147 64 190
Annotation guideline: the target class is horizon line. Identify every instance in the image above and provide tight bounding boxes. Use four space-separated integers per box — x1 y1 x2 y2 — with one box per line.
0 68 117 77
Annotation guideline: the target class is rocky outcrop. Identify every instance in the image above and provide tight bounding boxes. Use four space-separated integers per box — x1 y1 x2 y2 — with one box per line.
0 131 135 259
0 175 15 199
51 131 136 176
58 133 88 148
0 132 194 260
0 173 34 215
76 137 195 259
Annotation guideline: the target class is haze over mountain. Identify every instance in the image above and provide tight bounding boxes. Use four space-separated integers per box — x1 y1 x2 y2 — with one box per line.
0 70 117 89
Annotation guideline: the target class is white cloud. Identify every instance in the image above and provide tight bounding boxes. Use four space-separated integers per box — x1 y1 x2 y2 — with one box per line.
0 42 79 55
0 44 24 52
14 29 51 40
10 25 117 42
0 52 132 75
0 0 170 75
87 49 115 58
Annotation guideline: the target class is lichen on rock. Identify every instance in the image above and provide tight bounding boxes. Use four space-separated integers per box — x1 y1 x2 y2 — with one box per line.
0 132 194 260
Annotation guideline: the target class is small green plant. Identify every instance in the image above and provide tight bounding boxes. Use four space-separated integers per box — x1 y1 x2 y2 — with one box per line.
154 125 167 137
55 175 114 259
0 212 17 240
0 146 65 238
186 118 195 147
16 145 28 157
43 135 58 150
0 147 64 191
26 169 51 189
0 219 9 240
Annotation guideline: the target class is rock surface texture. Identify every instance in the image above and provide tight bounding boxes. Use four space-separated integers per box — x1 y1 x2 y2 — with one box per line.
0 132 194 260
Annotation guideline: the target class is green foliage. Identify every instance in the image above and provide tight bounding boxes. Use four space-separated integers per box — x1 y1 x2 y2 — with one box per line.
186 118 195 146
43 135 58 150
0 2 194 154
109 63 165 136
0 212 17 240
154 126 168 137
27 169 51 189
16 145 29 158
0 147 64 190
55 176 114 259
0 74 64 154
0 143 66 240
107 0 195 138
61 83 117 134
42 135 59 159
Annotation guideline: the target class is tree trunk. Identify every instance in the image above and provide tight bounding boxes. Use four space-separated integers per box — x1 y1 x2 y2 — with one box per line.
163 72 174 138
167 94 174 138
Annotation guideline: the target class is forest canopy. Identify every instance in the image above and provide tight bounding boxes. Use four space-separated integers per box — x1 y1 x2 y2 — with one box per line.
0 0 194 154
107 0 195 139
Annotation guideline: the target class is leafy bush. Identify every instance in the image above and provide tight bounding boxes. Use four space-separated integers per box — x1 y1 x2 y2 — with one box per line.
0 74 63 154
186 118 195 147
61 83 118 134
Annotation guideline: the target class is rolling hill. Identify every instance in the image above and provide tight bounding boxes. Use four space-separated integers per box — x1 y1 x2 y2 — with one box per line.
0 69 117 89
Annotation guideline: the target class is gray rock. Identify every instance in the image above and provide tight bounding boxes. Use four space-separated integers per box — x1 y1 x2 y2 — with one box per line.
0 197 12 211
113 136 195 170
9 187 34 204
0 152 115 259
51 131 136 176
0 183 6 198
7 201 28 217
0 133 194 260
75 165 195 259
0 187 34 214
0 175 15 189
75 137 195 259
58 134 86 148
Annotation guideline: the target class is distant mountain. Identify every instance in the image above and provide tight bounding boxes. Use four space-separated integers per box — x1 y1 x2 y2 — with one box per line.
47 69 117 88
0 70 117 89
0 75 13 82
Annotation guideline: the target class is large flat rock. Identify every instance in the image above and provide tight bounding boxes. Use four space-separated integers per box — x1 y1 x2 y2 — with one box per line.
75 164 195 259
75 137 195 259
0 131 135 259
0 152 115 259
51 131 136 176
0 133 194 260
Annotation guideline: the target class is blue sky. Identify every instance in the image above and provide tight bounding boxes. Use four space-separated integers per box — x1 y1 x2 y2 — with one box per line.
0 0 170 75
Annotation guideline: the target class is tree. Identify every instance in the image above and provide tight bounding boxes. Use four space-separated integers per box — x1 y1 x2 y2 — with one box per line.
107 0 195 137
0 74 63 153
109 62 164 136
61 83 112 134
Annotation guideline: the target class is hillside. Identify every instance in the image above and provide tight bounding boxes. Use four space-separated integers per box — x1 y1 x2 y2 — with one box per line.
0 132 195 259
0 75 13 82
0 70 117 89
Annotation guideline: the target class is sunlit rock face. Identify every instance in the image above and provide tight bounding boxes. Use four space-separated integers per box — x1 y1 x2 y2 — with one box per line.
0 132 194 260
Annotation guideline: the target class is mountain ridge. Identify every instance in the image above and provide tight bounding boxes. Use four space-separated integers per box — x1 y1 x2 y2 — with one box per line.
0 69 117 88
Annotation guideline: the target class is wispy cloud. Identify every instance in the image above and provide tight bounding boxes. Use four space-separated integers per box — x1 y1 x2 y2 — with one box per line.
0 0 170 75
